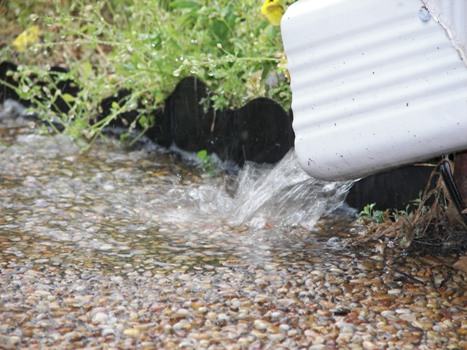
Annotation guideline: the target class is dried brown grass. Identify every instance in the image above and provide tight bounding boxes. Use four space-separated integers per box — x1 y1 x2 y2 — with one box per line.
346 160 467 255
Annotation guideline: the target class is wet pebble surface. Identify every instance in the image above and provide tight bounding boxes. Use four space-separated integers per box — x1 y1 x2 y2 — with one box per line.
0 117 465 349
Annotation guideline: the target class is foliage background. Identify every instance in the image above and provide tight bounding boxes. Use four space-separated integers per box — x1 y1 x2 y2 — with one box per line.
1 0 293 141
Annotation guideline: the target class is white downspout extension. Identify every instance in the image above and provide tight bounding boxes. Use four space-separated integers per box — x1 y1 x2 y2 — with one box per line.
282 0 467 181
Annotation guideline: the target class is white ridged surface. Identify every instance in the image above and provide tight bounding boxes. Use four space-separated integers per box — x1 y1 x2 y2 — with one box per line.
282 0 467 181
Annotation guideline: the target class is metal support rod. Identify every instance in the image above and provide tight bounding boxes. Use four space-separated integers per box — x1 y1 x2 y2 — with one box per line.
439 158 467 225
454 151 467 206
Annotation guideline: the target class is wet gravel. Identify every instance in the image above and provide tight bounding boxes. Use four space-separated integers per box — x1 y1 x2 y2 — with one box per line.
0 112 465 349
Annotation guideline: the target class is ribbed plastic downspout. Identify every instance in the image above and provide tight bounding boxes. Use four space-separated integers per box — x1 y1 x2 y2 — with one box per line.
282 0 467 181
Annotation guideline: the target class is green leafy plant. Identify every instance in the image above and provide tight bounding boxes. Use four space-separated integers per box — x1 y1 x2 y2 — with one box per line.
197 149 217 176
1 0 294 143
359 203 387 224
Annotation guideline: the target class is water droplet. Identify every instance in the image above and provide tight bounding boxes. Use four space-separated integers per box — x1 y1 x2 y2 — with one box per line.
30 14 39 21
189 67 199 75
207 71 214 77
190 39 198 45
173 68 181 77
418 7 431 22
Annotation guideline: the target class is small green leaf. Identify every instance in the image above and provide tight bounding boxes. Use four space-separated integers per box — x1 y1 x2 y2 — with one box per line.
138 115 148 129
62 93 75 103
197 149 208 160
170 0 200 10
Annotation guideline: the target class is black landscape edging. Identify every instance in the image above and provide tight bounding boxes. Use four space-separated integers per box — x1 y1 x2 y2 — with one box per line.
0 60 432 211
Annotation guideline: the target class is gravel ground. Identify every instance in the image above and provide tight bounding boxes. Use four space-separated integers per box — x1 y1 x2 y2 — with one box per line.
0 112 465 349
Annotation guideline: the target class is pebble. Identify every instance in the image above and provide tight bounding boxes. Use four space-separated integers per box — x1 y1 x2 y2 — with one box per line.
399 313 417 322
123 328 141 338
173 320 192 331
387 288 402 295
216 313 229 326
92 312 109 324
412 320 433 331
101 327 116 337
381 310 398 320
253 319 268 330
0 336 21 350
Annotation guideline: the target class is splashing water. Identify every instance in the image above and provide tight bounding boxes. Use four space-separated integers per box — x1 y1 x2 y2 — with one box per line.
0 124 355 263
0 111 354 239
230 150 354 229
171 150 354 230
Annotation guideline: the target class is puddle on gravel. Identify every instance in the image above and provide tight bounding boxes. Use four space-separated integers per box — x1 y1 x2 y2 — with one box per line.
0 113 356 276
1 109 466 350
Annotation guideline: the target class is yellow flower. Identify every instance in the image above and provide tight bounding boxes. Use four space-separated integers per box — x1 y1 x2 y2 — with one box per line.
261 0 285 26
12 25 40 52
